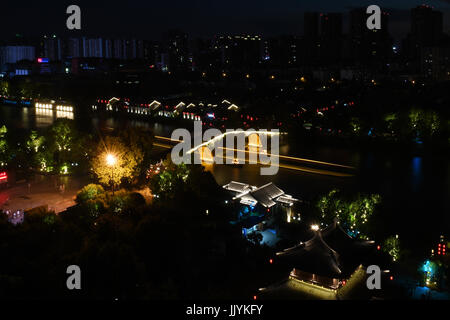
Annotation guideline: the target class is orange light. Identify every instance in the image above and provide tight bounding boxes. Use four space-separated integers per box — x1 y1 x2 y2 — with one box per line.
390 276 394 281
377 245 381 251
253 295 257 300
269 259 273 264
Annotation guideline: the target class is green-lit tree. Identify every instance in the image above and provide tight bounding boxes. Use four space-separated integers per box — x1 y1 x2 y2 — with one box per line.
384 113 398 134
408 109 442 140
317 189 381 238
19 80 34 99
76 184 107 218
42 119 90 173
383 235 401 262
149 159 190 200
0 125 8 165
0 81 9 96
349 117 362 135
25 130 45 169
48 119 75 153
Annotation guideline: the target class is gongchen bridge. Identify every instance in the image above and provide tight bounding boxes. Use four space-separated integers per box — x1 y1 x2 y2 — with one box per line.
152 132 356 177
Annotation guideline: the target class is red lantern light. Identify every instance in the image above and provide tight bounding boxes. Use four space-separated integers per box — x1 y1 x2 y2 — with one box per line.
253 295 257 301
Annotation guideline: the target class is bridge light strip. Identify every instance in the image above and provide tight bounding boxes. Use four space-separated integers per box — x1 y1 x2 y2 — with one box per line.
185 131 280 155
218 147 355 169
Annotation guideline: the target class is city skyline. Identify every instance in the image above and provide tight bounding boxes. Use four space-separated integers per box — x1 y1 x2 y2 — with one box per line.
2 1 450 41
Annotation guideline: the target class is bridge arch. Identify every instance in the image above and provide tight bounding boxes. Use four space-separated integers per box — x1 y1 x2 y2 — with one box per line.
199 146 214 163
248 133 263 148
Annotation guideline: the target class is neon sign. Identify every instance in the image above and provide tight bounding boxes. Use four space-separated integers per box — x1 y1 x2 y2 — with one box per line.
0 172 7 183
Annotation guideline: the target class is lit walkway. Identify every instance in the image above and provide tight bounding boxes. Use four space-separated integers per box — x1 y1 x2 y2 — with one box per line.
0 175 89 214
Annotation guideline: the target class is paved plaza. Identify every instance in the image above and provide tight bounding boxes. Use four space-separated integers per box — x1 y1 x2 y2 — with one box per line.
0 175 90 214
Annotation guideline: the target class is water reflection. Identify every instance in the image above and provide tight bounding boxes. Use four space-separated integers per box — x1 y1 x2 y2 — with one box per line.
411 156 423 192
35 105 75 127
35 108 54 127
56 111 74 120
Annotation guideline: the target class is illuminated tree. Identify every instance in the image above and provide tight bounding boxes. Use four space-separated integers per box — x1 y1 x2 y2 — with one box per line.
0 126 8 164
48 119 75 153
423 110 440 137
119 128 151 179
317 189 381 238
76 184 107 218
26 131 45 153
25 130 45 168
92 136 140 188
408 109 441 139
19 80 34 98
384 113 398 133
149 159 190 200
349 117 362 135
76 184 105 203
409 109 422 132
0 81 9 96
42 119 91 173
383 235 401 262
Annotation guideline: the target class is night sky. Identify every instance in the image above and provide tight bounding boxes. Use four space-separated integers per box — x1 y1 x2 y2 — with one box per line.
2 0 450 40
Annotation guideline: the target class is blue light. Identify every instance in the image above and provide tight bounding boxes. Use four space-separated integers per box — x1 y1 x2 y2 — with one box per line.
422 260 431 273
207 113 215 119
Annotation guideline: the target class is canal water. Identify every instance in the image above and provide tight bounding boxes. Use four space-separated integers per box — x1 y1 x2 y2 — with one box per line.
1 103 449 258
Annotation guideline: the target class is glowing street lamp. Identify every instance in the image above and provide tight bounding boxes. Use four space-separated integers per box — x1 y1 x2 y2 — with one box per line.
106 153 117 167
106 153 117 194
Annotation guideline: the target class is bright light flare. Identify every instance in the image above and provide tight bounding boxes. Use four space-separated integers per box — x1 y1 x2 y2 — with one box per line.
106 153 117 166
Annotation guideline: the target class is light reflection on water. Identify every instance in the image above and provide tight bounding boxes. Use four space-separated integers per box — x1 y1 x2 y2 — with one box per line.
411 156 423 192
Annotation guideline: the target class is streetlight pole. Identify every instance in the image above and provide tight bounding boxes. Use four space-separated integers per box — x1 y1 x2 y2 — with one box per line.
106 153 117 196
111 166 115 196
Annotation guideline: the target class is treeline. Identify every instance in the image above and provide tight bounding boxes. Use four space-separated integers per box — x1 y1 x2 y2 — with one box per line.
0 162 275 299
0 119 156 185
